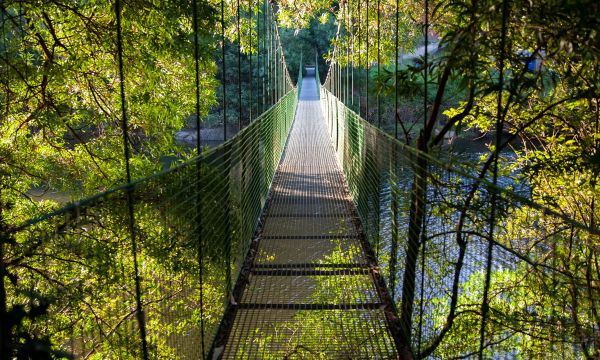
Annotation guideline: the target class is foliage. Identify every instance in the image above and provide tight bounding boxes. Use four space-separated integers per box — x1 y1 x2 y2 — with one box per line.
0 0 218 216
279 16 337 84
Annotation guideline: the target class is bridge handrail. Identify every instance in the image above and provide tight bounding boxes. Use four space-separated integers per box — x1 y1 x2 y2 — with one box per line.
18 90 296 230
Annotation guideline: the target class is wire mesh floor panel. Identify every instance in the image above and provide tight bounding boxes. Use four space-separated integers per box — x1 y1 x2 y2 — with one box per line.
254 237 366 264
222 75 398 358
223 309 397 359
241 273 378 305
261 216 356 237
266 199 349 216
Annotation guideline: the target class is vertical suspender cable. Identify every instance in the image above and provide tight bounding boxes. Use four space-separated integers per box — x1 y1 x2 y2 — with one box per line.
338 58 341 99
269 1 272 105
223 0 232 301
278 17 282 100
268 4 272 106
336 26 339 97
114 1 148 358
343 2 346 105
274 15 277 102
237 0 242 130
260 0 265 113
423 0 428 129
479 0 509 357
351 2 354 108
374 0 382 256
357 0 361 117
338 51 341 100
191 0 206 356
265 0 273 109
278 15 283 138
389 0 400 322
276 10 279 99
222 0 227 141
376 0 381 129
254 1 259 111
248 0 253 122
281 28 284 97
256 0 260 116
266 0 269 108
280 22 283 98
333 56 336 97
346 2 350 107
394 0 399 139
366 0 369 122
272 14 277 104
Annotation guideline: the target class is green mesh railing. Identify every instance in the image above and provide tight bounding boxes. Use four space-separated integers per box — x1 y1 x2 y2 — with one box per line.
319 83 600 358
296 53 303 98
7 89 297 359
315 52 321 91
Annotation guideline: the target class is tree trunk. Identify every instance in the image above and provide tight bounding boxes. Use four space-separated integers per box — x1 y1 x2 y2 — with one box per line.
399 136 428 347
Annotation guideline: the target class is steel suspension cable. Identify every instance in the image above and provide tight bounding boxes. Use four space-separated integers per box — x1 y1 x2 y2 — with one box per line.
248 0 253 122
366 0 369 123
272 12 277 105
191 0 206 357
357 0 361 117
114 0 149 358
255 0 260 117
346 2 350 106
221 0 232 302
377 0 381 129
394 0 399 139
267 3 271 107
423 0 429 130
237 0 242 130
351 1 354 108
260 0 265 114
222 0 227 141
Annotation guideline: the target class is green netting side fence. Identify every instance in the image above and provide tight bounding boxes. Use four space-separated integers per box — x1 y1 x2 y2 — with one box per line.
6 89 297 359
319 84 600 358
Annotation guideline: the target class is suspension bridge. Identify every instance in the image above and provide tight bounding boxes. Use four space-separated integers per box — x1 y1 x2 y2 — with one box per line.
3 0 599 359
213 68 401 358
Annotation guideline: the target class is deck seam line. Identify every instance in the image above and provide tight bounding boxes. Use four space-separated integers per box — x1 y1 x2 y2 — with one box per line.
235 303 385 310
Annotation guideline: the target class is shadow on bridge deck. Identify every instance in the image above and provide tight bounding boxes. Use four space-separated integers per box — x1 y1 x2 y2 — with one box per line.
215 74 400 359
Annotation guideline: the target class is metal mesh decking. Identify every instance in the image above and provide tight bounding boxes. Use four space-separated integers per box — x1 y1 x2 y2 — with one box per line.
220 74 398 359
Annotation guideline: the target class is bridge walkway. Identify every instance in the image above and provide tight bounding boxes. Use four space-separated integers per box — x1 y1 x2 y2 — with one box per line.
220 73 398 358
